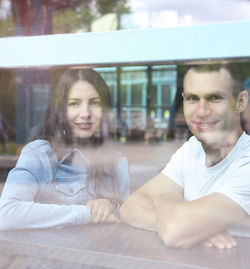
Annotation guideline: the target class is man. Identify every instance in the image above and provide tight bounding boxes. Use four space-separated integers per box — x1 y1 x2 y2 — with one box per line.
120 64 250 249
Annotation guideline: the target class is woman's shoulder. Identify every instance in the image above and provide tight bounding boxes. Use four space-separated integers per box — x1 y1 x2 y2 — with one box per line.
113 150 126 158
110 151 128 170
10 140 59 184
97 142 127 160
95 147 128 171
23 139 52 153
21 139 57 162
18 139 58 175
107 149 127 162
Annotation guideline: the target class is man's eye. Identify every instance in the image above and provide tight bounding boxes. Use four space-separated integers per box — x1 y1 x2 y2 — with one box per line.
209 95 223 101
185 96 198 102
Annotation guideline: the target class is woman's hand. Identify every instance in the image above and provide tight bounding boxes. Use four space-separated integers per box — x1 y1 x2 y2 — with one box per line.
86 199 120 223
200 232 237 249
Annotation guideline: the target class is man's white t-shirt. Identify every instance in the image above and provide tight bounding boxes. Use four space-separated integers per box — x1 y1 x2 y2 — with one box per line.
161 132 250 215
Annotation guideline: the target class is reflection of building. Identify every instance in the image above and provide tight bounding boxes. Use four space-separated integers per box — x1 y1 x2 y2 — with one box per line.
15 70 51 144
4 1 249 147
13 65 177 144
11 0 65 144
6 1 179 144
98 65 177 141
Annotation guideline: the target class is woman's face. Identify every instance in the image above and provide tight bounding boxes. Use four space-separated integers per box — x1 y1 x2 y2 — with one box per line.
66 80 103 139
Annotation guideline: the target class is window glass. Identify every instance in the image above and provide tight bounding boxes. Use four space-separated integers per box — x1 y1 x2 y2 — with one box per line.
0 64 176 153
0 61 250 252
0 3 249 266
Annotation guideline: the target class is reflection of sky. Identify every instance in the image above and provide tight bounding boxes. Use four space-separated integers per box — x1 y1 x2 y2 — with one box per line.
0 0 10 20
1 0 249 31
126 0 250 29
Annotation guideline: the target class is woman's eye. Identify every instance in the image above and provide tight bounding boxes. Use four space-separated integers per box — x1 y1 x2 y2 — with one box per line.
68 101 79 107
90 100 101 106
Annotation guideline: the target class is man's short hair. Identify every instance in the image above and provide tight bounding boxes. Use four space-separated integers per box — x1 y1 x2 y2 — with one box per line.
184 63 243 99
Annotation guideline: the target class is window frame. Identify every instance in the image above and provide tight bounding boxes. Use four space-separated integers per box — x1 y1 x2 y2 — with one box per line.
0 21 250 68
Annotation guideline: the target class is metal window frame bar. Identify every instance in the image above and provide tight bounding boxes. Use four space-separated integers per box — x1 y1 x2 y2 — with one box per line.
0 21 250 68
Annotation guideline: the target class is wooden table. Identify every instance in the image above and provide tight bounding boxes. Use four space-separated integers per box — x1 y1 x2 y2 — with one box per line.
0 223 249 269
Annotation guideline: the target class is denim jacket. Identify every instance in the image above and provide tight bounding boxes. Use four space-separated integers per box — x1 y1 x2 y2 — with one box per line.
0 139 129 230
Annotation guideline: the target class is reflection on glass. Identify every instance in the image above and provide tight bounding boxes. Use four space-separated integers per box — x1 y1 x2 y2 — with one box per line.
1 0 250 37
1 62 250 155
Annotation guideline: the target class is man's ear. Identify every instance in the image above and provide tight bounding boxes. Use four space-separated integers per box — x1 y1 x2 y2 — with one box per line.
236 90 248 113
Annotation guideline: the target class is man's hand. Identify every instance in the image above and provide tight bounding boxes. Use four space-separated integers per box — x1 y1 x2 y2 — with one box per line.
86 199 119 223
200 232 237 249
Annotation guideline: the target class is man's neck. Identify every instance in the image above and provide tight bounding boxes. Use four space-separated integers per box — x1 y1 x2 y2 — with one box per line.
203 130 243 167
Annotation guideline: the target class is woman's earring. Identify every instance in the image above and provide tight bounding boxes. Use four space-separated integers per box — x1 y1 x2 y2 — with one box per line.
63 129 66 135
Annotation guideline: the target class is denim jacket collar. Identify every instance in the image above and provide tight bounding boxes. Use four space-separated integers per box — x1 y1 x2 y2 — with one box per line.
59 148 91 169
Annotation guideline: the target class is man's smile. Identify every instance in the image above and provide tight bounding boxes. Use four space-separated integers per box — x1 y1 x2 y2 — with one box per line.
191 120 220 131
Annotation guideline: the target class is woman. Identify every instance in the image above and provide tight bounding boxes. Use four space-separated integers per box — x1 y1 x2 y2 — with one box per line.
0 68 129 230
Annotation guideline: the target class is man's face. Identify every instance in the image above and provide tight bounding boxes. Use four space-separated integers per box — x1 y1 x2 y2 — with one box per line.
183 69 241 146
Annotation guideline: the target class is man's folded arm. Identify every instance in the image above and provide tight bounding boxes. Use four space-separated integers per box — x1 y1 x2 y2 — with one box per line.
120 173 247 248
153 191 247 248
120 173 183 231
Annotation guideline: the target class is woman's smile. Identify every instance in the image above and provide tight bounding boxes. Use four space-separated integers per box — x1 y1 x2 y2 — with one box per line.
76 122 93 130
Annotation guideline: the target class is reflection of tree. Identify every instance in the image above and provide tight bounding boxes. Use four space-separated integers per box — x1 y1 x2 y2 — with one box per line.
0 15 14 37
53 0 130 33
0 0 14 37
53 0 94 33
95 0 129 29
0 70 15 135
0 0 130 36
